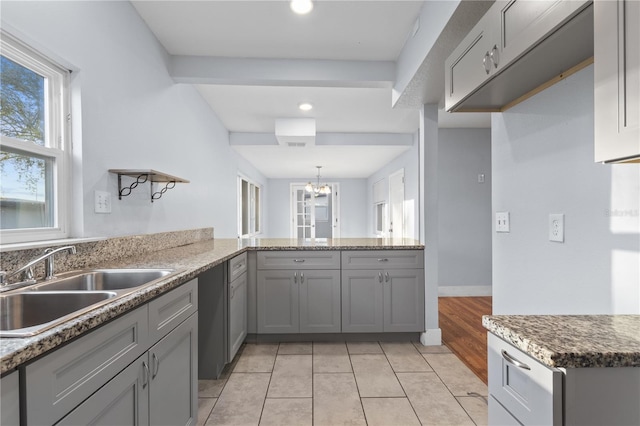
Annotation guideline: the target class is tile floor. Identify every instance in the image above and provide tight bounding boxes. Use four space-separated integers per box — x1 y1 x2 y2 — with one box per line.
198 341 488 426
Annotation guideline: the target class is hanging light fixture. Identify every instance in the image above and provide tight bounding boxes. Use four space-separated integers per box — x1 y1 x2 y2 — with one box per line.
306 166 331 195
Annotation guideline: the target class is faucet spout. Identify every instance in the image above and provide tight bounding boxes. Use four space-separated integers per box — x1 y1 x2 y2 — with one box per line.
44 246 77 280
0 245 77 290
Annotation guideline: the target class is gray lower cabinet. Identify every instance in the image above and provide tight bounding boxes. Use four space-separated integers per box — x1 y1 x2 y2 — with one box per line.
341 268 424 333
257 269 341 333
1 370 20 426
228 270 247 360
25 279 198 426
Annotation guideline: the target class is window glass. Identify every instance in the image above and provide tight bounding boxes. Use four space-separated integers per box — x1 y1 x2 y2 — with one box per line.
239 177 261 237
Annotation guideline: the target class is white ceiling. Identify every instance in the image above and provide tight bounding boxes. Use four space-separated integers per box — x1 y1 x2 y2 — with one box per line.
132 0 490 179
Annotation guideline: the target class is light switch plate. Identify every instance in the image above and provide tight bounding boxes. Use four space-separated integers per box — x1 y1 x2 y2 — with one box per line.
549 213 564 242
94 190 112 214
496 211 510 233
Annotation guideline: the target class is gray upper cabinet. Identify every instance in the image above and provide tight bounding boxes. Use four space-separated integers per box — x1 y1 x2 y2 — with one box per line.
445 0 593 112
594 0 640 163
1 371 19 426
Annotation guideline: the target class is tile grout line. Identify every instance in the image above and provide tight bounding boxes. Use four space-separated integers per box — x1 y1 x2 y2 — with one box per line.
257 344 278 425
384 342 425 426
347 345 369 426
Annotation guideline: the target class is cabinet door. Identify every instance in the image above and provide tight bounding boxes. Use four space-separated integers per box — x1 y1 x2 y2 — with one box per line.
57 357 149 426
1 371 19 426
149 313 198 426
445 9 499 111
595 0 640 162
341 270 383 333
228 271 248 361
299 269 341 333
257 270 299 333
383 269 425 332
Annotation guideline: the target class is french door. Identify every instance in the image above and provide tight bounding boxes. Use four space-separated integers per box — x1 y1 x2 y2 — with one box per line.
291 184 340 239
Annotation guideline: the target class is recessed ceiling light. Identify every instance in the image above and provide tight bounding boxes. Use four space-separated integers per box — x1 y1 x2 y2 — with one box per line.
299 102 313 111
290 0 313 15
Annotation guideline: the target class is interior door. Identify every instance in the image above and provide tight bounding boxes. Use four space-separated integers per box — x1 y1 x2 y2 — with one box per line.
388 170 404 238
291 184 340 239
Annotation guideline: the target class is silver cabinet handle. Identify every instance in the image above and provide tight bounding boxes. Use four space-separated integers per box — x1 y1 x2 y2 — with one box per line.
235 263 244 269
501 350 531 370
378 272 383 283
294 272 297 284
301 272 304 284
385 272 389 282
377 258 389 262
483 51 492 74
490 44 500 68
152 353 160 378
293 259 305 263
142 361 150 389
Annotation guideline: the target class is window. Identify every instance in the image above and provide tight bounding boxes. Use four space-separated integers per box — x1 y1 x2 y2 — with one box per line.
375 202 387 236
0 31 70 243
239 176 261 237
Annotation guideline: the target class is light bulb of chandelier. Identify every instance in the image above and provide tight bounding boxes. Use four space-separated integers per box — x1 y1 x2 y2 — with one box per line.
305 182 313 192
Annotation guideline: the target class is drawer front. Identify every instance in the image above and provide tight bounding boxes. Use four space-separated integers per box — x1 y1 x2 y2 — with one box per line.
488 333 563 425
25 306 149 426
341 250 424 270
257 250 340 270
489 395 521 426
229 252 248 282
149 278 198 343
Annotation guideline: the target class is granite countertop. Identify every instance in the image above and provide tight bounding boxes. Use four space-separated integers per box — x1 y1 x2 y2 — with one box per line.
0 237 423 374
483 315 640 368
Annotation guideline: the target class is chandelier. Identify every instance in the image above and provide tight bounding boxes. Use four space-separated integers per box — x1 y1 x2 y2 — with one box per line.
305 166 331 195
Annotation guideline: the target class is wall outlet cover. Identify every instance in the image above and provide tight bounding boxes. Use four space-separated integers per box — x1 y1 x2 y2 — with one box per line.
549 213 564 242
496 211 510 233
94 190 112 214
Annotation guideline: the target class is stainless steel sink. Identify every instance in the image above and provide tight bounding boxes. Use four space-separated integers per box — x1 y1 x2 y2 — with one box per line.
0 268 179 337
30 269 175 292
0 291 117 337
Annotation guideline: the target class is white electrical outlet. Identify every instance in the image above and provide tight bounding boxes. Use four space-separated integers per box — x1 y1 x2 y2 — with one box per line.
478 174 485 183
549 213 564 242
496 211 510 233
94 190 112 214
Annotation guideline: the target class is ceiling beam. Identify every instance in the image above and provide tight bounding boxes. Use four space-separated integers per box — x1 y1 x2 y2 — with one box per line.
169 55 396 88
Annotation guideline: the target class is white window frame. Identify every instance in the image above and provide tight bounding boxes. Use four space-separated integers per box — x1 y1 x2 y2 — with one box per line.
0 31 71 244
238 175 261 238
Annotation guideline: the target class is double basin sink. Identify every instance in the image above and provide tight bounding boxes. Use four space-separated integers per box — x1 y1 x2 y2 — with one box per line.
0 269 178 338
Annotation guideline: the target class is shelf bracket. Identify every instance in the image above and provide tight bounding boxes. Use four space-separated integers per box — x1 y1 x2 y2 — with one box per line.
109 169 189 203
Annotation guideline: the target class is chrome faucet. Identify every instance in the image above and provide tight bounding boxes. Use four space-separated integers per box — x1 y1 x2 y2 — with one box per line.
0 245 76 291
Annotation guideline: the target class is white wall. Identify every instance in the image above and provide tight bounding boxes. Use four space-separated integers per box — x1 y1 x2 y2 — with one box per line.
438 128 492 296
492 65 640 315
367 132 420 239
266 178 368 238
1 1 264 239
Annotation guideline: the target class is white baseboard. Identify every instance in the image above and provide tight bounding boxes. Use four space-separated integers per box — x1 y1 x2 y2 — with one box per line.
438 285 492 297
420 328 442 346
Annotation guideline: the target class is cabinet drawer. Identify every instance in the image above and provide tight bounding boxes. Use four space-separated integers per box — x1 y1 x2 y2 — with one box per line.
257 251 340 270
488 333 562 425
488 395 521 426
229 252 248 282
149 278 198 343
25 306 149 426
341 250 424 270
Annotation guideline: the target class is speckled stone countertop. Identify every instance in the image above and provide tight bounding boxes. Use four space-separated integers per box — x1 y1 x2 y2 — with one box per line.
0 237 423 374
483 315 640 368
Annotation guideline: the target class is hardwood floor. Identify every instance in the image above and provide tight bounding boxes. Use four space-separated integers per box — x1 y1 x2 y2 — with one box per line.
439 296 492 384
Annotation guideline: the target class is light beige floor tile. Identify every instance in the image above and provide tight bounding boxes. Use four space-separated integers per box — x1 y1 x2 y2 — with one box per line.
381 342 433 372
198 379 227 398
278 342 312 355
197 398 217 426
412 342 452 354
233 343 279 373
423 353 488 396
350 354 405 397
260 398 312 426
206 373 271 426
361 398 421 426
313 342 352 372
397 372 475 426
313 373 366 426
267 355 312 398
347 341 383 354
457 395 489 426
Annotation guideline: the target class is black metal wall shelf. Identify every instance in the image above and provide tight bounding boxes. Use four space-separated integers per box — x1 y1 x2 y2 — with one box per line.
109 169 189 202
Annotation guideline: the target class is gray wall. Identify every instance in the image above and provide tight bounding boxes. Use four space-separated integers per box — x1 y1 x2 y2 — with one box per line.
492 65 640 315
438 128 492 295
266 178 368 238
